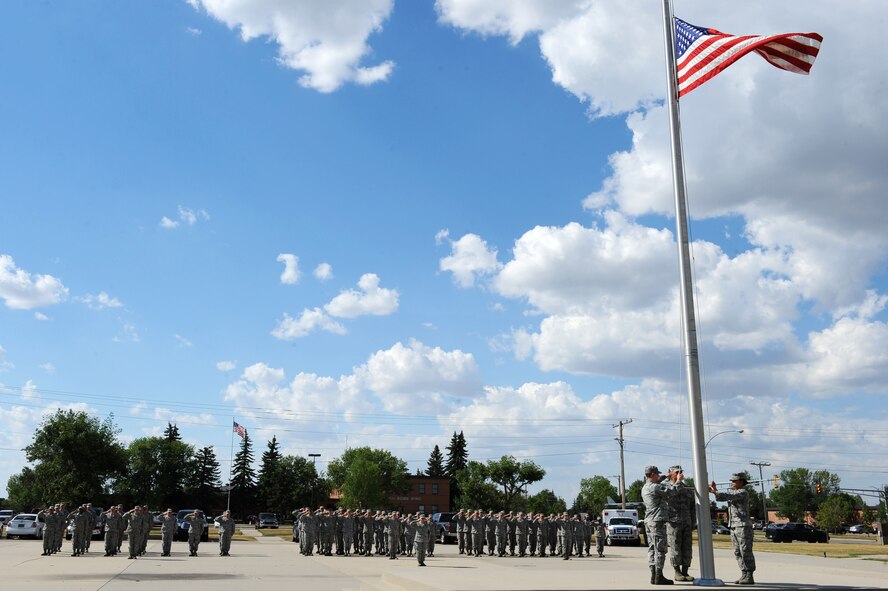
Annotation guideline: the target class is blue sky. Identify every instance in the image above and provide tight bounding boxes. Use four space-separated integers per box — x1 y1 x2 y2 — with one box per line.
2 0 887 504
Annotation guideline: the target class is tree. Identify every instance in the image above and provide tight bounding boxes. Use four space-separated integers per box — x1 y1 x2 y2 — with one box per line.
445 431 468 505
163 422 181 441
626 479 645 503
770 467 841 521
117 436 194 508
572 476 619 516
817 493 859 532
260 455 329 515
230 432 257 514
527 489 567 515
18 409 127 505
186 446 222 509
257 436 282 509
454 461 501 510
486 455 546 511
6 467 42 511
427 445 445 477
327 447 409 509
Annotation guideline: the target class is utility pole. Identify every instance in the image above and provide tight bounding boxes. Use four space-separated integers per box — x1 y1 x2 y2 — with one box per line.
613 419 633 510
750 461 771 524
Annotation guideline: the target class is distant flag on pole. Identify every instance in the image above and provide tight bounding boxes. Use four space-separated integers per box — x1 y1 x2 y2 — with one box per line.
674 17 822 97
233 420 246 439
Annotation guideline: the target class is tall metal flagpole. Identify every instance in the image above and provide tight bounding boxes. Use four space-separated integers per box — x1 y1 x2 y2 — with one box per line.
660 0 721 585
227 418 235 512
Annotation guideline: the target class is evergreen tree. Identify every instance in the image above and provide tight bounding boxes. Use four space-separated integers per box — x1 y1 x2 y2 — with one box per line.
163 422 181 441
445 431 469 505
427 444 445 477
258 436 282 509
230 431 257 514
187 446 222 509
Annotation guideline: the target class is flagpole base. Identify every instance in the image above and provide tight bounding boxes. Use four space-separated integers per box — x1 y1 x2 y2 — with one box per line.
693 578 724 586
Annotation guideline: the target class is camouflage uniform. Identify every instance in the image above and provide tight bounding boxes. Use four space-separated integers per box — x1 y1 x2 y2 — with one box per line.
159 510 177 556
103 508 124 556
184 511 204 556
642 465 678 585
215 512 236 556
36 508 56 555
666 466 696 581
713 472 756 584
414 517 430 566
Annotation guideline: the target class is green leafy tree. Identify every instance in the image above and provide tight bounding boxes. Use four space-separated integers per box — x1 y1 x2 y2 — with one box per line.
445 431 469 505
118 436 194 508
817 493 859 532
486 455 546 511
17 410 127 506
427 445 445 477
230 431 257 514
527 488 567 515
6 467 43 511
572 476 619 516
327 447 409 509
770 467 841 521
454 461 501 510
261 455 329 515
186 446 222 509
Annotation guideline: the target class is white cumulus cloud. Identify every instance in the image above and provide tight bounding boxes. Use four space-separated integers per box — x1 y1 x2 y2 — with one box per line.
272 308 347 340
314 262 334 281
277 253 301 285
0 254 69 310
189 0 396 93
439 233 502 288
324 273 399 318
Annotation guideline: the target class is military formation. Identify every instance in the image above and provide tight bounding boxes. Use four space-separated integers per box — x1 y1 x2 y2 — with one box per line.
30 504 235 559
291 506 609 567
642 464 756 586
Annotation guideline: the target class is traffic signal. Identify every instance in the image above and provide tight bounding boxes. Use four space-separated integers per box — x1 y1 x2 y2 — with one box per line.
816 482 822 494
773 475 778 488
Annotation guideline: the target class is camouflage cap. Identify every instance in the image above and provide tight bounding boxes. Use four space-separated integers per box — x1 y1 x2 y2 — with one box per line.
644 465 660 476
730 471 750 482
669 465 683 472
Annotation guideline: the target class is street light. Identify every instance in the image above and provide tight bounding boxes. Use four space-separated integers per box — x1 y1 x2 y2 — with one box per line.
704 429 744 449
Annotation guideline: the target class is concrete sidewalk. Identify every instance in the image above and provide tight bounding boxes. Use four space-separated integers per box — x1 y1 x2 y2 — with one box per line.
1 533 885 591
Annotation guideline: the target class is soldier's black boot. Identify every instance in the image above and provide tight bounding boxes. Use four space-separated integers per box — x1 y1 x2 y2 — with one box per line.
674 567 688 582
655 568 674 585
650 566 657 584
682 566 694 581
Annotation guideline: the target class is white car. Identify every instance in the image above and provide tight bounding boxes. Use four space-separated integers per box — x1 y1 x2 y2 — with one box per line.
5 514 45 539
0 509 15 525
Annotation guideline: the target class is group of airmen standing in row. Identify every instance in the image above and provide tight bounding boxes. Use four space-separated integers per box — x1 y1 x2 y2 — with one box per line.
291 507 609 567
642 465 756 586
452 509 607 559
34 504 236 560
292 508 438 566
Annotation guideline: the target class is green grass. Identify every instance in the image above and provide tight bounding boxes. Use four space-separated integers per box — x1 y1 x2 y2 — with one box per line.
692 531 888 559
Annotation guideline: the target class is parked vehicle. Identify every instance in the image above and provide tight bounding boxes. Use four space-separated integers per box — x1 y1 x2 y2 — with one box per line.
431 512 457 544
65 507 106 540
175 509 209 542
712 524 730 535
752 520 766 530
765 522 829 543
256 512 279 529
848 524 874 534
5 513 45 539
601 508 641 546
0 509 15 525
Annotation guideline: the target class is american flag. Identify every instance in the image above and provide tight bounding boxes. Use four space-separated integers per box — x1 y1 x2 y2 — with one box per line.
674 17 822 97
233 421 246 439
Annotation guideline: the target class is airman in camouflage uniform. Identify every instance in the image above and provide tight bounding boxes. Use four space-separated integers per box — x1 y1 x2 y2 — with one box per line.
666 465 696 581
643 465 679 585
485 511 496 555
414 515 430 566
215 510 236 556
710 472 756 585
183 510 205 557
456 509 467 554
123 506 146 559
103 506 124 556
36 507 56 555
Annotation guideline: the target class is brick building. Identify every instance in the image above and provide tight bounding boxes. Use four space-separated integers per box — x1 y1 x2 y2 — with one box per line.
388 475 450 515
